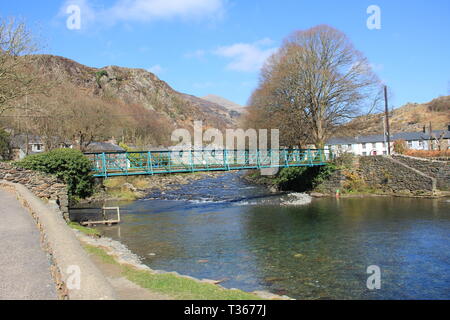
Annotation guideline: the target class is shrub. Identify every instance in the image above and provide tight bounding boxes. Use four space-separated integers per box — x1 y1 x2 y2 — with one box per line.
16 148 94 198
332 152 356 169
275 163 337 192
393 139 407 154
341 169 367 192
404 149 450 159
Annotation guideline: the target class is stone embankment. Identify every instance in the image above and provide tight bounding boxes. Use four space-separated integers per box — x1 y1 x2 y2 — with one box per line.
392 155 449 191
0 162 69 220
359 156 437 194
315 155 448 196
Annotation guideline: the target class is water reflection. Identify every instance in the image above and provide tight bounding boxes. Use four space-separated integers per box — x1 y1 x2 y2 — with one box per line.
83 172 450 299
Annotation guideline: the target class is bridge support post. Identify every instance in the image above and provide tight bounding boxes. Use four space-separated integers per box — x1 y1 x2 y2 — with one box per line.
308 149 313 166
189 149 194 172
256 150 261 169
283 149 289 167
101 153 107 178
147 151 154 175
224 149 230 171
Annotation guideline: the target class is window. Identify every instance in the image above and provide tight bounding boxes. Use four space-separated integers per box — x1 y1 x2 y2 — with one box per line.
407 141 413 148
362 143 366 149
362 152 367 156
347 144 352 150
383 151 387 155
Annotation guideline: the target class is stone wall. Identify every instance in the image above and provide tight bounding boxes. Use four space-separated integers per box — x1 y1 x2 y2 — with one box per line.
315 169 345 193
392 155 449 191
359 156 436 194
0 162 69 219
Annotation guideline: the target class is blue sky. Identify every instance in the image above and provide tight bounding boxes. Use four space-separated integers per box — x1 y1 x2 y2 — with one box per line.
2 0 450 108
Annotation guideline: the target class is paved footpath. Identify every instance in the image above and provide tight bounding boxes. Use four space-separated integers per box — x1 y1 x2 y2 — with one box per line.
0 189 57 300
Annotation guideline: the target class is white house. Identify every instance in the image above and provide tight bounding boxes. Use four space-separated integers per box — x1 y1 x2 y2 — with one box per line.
10 134 75 160
325 129 450 157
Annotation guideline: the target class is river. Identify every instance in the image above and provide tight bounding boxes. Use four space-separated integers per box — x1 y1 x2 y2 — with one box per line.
81 171 450 300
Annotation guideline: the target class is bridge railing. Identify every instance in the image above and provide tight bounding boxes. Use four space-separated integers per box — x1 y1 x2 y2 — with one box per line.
84 148 329 177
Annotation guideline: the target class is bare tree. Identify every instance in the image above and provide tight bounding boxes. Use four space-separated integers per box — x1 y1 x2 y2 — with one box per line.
246 25 382 148
0 17 45 116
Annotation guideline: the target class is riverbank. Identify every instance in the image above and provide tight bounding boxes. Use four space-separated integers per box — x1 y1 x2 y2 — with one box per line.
69 171 450 299
244 170 450 199
71 224 292 300
242 153 450 199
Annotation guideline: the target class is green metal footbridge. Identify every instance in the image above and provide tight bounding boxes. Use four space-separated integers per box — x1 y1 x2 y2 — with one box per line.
85 149 329 178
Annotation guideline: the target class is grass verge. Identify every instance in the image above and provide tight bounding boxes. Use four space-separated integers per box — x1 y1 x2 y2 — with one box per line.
68 222 101 237
82 244 261 300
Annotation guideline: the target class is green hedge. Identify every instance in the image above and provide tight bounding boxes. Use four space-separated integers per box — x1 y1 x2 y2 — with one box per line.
275 163 337 192
16 148 94 198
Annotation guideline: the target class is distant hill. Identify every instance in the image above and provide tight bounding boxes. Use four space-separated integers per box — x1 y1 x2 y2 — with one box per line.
201 94 246 118
25 55 237 130
345 96 450 136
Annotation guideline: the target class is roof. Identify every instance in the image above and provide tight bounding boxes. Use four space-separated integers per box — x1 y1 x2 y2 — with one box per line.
10 134 72 150
85 142 125 152
10 134 44 149
327 130 450 145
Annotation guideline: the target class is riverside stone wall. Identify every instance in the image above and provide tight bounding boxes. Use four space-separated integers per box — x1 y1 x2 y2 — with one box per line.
392 155 450 191
359 156 436 194
315 169 345 193
0 162 69 219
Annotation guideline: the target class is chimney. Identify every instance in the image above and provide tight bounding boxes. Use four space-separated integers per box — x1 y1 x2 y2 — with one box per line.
423 126 426 133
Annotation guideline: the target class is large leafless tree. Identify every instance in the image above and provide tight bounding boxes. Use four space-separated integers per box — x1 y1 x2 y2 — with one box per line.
246 25 382 148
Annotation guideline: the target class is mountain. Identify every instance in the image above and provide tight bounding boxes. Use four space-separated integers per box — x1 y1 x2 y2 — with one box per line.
345 96 450 136
27 55 237 130
201 94 246 118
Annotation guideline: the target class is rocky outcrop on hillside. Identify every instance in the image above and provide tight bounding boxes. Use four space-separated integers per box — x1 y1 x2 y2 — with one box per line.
344 97 450 136
28 55 236 129
201 94 246 118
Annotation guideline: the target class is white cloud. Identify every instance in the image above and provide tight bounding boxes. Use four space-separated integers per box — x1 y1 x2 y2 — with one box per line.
214 39 278 72
59 0 225 27
184 49 207 59
106 0 225 22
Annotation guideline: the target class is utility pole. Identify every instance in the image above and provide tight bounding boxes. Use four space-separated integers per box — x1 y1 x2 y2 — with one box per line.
384 86 391 155
383 115 387 154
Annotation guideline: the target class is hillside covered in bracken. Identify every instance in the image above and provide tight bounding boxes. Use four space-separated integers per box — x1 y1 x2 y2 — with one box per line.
6 54 238 148
343 95 450 136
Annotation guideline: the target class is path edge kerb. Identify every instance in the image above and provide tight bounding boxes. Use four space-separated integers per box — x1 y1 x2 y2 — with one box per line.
0 181 116 300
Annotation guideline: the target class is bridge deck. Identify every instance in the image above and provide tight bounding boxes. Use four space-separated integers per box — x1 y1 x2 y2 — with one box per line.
85 149 329 178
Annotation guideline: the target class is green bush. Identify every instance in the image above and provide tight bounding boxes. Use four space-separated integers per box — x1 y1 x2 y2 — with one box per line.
275 163 337 192
16 148 94 198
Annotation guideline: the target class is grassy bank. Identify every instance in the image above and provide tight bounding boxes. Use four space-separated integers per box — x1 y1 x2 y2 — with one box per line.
68 222 101 237
83 244 262 300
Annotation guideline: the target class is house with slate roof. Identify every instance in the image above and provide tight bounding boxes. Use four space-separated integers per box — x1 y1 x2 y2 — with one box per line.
326 127 450 156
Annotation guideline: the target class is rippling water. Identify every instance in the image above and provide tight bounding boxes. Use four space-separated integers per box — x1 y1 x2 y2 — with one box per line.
82 172 450 299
